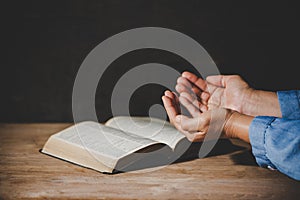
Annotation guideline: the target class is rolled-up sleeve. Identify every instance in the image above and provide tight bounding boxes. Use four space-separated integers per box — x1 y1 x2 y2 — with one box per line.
277 90 300 119
249 116 300 180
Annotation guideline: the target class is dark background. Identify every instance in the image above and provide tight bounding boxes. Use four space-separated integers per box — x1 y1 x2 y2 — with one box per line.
1 0 299 123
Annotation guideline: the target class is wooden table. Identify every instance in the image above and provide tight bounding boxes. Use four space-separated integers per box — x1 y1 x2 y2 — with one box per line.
0 123 299 199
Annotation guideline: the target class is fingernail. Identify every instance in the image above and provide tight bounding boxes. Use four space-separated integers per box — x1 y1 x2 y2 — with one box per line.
182 71 190 78
176 115 181 122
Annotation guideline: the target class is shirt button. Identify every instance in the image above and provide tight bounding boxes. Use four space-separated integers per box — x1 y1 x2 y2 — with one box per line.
267 165 276 170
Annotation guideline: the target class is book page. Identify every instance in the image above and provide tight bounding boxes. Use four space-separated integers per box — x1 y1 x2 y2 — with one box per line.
53 121 159 168
105 116 185 149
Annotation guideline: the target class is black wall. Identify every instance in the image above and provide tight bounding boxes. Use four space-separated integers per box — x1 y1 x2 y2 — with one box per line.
1 0 299 122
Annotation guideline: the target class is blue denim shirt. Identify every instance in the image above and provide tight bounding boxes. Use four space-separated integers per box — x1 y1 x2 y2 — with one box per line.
249 90 300 181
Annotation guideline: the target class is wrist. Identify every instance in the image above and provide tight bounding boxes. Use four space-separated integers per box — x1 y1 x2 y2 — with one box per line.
223 111 253 143
223 111 239 139
240 88 257 116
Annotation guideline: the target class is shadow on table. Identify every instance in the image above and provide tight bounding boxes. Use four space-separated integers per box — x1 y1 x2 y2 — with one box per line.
229 149 257 166
113 139 249 174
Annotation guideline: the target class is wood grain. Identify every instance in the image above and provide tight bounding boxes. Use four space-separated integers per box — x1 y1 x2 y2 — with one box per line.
0 123 299 200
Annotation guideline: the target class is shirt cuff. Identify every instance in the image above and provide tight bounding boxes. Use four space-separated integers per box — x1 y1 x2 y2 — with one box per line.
277 90 300 119
249 116 277 169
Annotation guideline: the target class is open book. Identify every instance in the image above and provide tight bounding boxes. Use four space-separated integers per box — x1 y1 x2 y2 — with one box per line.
41 116 193 173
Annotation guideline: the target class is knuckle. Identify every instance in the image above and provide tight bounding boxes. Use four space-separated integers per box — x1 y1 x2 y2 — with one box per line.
177 77 184 83
187 135 196 142
231 75 241 80
175 84 181 92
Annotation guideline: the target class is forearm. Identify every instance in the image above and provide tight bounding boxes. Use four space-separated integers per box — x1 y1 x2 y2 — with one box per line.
241 89 281 118
224 112 253 143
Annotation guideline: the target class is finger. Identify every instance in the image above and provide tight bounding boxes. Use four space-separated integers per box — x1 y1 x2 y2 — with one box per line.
182 71 208 92
174 114 195 136
162 95 178 124
176 82 207 106
186 132 206 142
176 83 197 100
162 96 177 124
177 76 204 98
175 82 190 94
206 75 227 87
179 94 208 115
200 92 210 102
176 114 209 132
172 92 181 113
178 129 206 142
171 114 206 142
191 85 203 100
180 92 208 112
164 90 179 112
177 77 193 90
179 91 194 102
164 90 175 99
176 81 210 107
207 102 219 110
179 96 201 117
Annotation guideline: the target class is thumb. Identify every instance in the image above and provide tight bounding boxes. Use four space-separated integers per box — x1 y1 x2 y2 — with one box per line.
176 115 205 132
206 75 227 87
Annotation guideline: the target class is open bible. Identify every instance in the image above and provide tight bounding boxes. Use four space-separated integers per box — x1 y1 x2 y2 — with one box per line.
41 116 193 173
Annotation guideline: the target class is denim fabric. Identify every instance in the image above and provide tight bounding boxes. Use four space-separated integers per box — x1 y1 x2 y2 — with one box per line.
277 90 300 119
249 90 300 181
